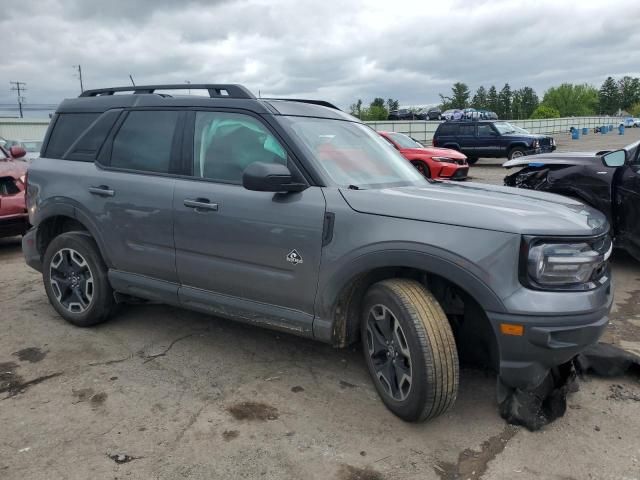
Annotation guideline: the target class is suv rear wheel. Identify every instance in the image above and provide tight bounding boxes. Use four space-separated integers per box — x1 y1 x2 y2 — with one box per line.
43 232 115 327
508 147 526 160
361 279 459 422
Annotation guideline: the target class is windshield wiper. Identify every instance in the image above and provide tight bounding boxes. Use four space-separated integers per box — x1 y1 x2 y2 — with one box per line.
347 184 361 190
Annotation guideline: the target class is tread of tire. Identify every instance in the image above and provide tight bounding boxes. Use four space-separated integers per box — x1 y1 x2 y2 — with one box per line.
378 278 459 421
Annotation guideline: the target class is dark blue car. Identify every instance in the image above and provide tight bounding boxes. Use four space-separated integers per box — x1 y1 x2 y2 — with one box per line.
432 120 555 164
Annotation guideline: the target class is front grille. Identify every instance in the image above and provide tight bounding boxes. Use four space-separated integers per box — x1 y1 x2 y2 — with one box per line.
452 168 469 178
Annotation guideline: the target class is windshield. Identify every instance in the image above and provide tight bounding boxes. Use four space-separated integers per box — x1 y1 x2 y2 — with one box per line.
511 125 530 134
282 117 426 188
493 122 518 134
388 132 422 149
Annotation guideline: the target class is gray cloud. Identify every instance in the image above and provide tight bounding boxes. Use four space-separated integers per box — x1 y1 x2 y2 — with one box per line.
1 0 639 114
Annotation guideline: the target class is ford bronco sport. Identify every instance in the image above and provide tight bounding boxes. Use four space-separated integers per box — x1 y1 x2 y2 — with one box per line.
23 84 612 422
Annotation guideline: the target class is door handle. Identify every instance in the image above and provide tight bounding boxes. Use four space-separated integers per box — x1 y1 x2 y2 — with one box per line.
88 185 115 197
184 198 219 211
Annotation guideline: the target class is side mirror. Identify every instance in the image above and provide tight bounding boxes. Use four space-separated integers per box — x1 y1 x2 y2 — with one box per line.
242 162 307 193
9 146 26 159
602 150 626 167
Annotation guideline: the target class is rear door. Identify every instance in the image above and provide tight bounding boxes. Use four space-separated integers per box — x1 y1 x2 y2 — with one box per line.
172 110 326 334
83 109 182 288
455 124 476 157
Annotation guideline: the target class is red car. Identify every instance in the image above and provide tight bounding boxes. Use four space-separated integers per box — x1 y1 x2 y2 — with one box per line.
0 144 29 238
378 131 468 180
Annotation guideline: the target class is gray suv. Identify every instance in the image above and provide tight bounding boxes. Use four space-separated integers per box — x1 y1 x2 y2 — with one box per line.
23 84 613 423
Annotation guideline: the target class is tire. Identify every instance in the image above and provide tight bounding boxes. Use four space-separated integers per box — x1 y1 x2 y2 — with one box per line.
508 147 526 160
411 161 431 178
466 157 479 165
361 279 459 422
43 232 115 327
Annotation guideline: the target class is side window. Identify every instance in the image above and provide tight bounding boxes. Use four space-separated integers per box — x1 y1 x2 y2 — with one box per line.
44 113 100 158
110 111 179 173
193 111 287 184
459 125 475 136
66 110 121 162
438 124 455 135
477 124 495 136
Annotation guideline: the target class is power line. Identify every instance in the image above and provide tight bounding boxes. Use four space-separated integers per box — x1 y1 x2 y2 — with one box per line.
9 81 26 118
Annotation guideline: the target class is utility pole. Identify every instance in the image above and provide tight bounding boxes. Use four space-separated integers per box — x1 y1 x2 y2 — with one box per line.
73 65 84 93
10 81 26 118
185 80 191 95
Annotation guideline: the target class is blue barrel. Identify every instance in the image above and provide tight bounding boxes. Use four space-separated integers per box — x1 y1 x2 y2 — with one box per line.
619 124 625 135
582 127 588 135
601 125 607 134
571 128 580 140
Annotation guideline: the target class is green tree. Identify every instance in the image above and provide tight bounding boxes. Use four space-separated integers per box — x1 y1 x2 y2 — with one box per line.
487 85 499 114
370 97 386 109
440 82 470 109
386 98 399 112
471 86 487 109
498 83 512 119
519 87 539 118
541 83 598 117
511 89 524 119
349 99 363 118
530 105 561 119
599 77 619 115
618 76 640 111
630 102 640 117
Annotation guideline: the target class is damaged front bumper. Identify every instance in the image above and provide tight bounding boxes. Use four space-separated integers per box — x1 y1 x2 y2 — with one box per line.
487 286 613 391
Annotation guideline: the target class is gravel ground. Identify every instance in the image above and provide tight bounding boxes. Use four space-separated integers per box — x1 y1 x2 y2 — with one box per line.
1 129 639 480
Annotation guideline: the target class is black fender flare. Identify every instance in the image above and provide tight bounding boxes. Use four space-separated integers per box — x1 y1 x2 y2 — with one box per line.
313 246 506 344
32 198 113 268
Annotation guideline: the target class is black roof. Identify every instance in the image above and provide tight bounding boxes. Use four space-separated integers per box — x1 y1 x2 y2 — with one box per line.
57 83 353 121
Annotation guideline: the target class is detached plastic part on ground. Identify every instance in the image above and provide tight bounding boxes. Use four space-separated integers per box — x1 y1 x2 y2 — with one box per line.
498 343 640 431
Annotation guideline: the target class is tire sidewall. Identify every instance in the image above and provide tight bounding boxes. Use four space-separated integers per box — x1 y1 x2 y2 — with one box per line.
509 147 525 160
361 284 431 418
43 232 112 327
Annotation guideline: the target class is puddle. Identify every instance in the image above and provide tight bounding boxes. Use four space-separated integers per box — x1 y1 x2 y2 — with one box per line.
337 464 384 480
434 425 518 480
12 347 47 363
227 401 279 421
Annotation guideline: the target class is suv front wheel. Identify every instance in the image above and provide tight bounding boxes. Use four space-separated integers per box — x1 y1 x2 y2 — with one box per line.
361 279 459 422
43 232 115 327
508 147 527 160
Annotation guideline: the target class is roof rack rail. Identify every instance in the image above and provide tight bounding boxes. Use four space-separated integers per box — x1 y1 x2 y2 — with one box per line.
79 84 255 99
262 98 341 111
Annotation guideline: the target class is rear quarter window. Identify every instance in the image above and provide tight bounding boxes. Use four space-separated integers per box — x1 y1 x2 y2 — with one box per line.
44 113 100 159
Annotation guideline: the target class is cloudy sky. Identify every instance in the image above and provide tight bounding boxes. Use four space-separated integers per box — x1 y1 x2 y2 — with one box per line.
1 0 639 114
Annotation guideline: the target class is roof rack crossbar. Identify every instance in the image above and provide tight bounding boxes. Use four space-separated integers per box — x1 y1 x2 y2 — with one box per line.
79 84 255 99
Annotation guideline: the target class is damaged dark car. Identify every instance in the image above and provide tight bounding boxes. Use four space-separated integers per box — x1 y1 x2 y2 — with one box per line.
504 140 640 261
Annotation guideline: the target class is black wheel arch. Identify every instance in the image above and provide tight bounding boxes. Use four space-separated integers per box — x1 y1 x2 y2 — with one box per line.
314 248 505 349
34 202 112 268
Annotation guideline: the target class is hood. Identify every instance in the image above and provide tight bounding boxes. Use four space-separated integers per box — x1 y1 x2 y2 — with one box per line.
0 159 27 179
503 151 599 168
401 147 466 159
340 182 607 236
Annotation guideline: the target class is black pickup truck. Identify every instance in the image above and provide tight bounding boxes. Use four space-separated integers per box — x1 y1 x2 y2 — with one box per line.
432 120 555 164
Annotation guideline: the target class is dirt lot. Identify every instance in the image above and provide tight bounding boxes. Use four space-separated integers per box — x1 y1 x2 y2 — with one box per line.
1 129 639 480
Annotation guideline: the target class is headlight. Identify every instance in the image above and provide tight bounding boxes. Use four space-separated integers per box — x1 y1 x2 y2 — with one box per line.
522 235 611 290
19 175 26 184
431 156 458 163
532 140 539 148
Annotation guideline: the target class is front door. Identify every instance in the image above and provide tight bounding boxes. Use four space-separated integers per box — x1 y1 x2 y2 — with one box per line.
475 123 500 158
173 110 326 334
